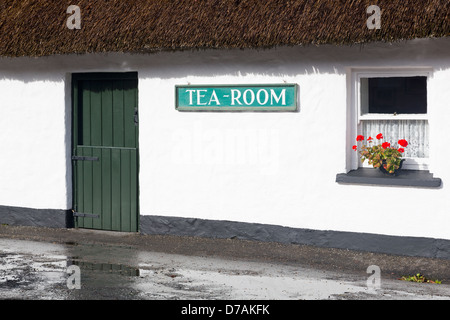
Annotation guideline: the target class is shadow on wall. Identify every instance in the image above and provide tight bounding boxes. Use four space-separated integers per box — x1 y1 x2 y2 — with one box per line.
0 37 449 83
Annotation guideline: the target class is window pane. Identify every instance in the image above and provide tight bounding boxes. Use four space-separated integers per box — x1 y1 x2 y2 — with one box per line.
361 120 429 158
361 77 427 114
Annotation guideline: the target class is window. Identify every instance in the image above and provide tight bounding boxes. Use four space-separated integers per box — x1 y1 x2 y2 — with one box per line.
363 77 427 114
337 68 441 187
353 70 431 171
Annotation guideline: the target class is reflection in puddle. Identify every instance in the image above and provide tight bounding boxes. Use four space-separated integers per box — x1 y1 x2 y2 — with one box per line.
69 260 140 277
0 239 145 299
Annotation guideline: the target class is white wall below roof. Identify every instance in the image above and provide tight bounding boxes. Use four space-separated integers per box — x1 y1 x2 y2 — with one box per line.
0 38 449 240
137 38 450 241
0 75 70 210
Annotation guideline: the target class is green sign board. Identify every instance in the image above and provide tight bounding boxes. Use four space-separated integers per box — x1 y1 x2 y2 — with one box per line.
175 84 298 111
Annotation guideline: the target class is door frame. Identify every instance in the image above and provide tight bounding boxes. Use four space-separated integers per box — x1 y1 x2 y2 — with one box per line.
71 72 140 232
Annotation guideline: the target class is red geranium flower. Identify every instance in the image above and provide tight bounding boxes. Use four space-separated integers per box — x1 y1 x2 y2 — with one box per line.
353 133 404 174
398 139 408 147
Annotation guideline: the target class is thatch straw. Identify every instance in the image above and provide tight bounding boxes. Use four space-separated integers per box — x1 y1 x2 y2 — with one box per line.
0 0 448 57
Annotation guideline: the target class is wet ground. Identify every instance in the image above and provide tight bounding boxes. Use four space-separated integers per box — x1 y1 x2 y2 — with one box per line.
2 225 450 301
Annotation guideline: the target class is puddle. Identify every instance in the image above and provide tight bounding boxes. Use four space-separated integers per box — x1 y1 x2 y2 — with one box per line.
132 264 371 300
2 238 450 300
0 240 145 300
0 250 69 299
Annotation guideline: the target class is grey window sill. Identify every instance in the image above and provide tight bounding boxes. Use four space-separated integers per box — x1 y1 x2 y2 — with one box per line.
336 168 442 188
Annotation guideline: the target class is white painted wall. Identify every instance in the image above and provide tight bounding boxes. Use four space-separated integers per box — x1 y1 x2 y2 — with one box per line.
0 37 449 240
0 75 69 210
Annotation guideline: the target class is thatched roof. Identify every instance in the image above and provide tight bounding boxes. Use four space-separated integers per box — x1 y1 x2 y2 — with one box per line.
0 0 448 57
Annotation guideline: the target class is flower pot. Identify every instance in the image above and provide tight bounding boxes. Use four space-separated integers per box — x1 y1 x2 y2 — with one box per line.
379 159 404 176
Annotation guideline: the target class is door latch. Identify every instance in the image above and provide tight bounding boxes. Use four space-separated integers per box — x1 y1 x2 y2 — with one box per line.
72 156 99 161
73 211 100 218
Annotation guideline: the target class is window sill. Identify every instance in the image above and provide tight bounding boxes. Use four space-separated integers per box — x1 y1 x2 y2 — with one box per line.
336 168 442 188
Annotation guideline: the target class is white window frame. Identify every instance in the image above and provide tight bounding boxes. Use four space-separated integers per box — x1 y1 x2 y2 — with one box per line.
349 68 433 171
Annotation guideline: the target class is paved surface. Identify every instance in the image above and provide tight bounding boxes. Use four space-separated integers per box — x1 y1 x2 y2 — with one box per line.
1 225 450 302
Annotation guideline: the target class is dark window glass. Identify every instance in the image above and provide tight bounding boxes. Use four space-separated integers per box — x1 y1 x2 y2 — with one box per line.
368 77 427 114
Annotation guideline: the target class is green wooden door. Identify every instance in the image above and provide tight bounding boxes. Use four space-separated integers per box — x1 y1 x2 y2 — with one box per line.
72 73 139 232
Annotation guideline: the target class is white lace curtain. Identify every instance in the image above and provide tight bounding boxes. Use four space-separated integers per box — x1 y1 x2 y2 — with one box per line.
361 120 429 158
